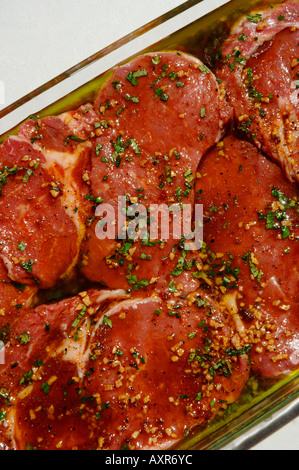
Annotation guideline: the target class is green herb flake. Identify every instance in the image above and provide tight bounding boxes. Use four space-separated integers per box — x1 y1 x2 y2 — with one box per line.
225 344 252 356
112 80 121 92
124 94 139 103
125 274 149 291
95 143 103 155
64 135 88 145
246 13 263 23
102 315 113 328
126 69 148 86
151 56 161 65
72 305 87 329
248 258 263 283
168 279 177 293
22 169 33 183
130 139 141 156
17 332 30 345
20 259 35 274
116 105 126 116
199 64 210 74
41 381 50 395
19 369 33 385
17 241 27 252
188 331 197 340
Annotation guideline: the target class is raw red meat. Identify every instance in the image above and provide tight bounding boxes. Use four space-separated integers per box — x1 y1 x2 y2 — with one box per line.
80 51 232 292
0 8 298 450
0 107 95 289
0 288 249 450
0 257 36 310
0 257 37 350
217 1 299 183
195 133 299 377
19 104 99 152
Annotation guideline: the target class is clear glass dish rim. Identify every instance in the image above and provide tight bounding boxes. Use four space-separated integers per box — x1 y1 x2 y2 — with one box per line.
0 0 206 123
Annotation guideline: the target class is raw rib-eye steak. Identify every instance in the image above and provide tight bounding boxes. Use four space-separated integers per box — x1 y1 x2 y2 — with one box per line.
217 1 299 184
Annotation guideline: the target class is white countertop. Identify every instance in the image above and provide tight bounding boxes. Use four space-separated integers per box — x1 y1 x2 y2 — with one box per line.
0 0 298 450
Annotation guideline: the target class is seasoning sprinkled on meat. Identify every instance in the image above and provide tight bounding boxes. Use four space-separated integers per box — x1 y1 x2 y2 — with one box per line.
217 1 299 184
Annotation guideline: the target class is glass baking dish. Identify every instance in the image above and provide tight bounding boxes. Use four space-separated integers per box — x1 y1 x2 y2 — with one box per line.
0 0 298 451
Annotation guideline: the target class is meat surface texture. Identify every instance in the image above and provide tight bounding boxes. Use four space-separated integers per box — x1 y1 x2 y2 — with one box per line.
0 6 299 450
0 258 37 328
217 1 299 184
80 51 232 292
0 288 249 450
0 106 95 290
196 134 299 377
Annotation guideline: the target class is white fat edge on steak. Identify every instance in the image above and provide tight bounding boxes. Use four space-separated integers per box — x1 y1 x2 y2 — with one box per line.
37 142 92 279
51 289 129 379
